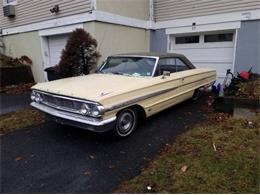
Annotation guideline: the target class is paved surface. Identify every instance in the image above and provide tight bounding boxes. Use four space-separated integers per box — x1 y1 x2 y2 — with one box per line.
0 92 31 115
1 99 204 193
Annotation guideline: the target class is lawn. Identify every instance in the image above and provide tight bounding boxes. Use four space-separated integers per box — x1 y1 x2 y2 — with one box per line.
115 115 259 193
0 108 45 135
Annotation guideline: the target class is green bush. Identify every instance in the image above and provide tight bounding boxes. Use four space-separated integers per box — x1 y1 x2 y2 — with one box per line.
57 28 101 78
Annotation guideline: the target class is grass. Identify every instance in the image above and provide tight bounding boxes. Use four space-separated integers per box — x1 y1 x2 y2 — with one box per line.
0 108 45 135
115 116 260 193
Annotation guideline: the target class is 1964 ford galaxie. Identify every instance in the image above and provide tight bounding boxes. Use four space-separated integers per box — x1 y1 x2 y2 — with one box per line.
31 53 216 137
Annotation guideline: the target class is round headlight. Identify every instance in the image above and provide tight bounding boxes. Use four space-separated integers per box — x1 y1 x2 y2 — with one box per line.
31 91 36 101
91 108 100 117
79 104 90 115
35 93 42 103
90 105 104 117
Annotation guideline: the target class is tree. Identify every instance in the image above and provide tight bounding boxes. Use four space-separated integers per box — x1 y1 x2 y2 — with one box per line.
57 28 101 78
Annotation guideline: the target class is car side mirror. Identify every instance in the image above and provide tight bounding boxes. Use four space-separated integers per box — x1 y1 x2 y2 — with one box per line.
161 71 170 79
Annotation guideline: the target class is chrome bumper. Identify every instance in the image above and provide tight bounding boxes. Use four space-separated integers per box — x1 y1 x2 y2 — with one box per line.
31 102 116 132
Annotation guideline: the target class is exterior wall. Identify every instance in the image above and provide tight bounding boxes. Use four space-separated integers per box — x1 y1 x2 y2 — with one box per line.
3 31 44 82
150 29 167 52
0 36 4 54
153 0 260 22
2 21 150 82
0 0 92 29
84 22 150 64
96 0 150 20
235 20 260 74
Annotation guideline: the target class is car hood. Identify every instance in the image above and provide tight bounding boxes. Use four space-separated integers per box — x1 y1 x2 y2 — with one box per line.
32 73 153 103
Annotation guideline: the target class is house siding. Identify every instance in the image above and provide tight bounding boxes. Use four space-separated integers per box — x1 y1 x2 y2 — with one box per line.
234 20 260 74
85 22 150 64
0 0 92 29
96 0 150 20
153 0 260 22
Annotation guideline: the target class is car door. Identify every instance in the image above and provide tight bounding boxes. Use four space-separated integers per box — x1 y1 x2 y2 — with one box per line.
143 57 194 117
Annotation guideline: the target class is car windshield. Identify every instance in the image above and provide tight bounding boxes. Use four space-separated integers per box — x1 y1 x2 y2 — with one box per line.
99 56 156 77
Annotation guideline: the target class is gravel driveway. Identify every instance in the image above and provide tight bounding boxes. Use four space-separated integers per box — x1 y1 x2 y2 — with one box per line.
1 99 204 193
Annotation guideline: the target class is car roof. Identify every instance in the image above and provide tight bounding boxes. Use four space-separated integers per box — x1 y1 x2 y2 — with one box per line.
111 52 186 58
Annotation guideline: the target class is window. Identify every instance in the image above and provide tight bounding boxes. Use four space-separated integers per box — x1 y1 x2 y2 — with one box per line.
175 35 199 44
3 0 17 6
204 33 233 42
155 58 189 76
100 57 156 77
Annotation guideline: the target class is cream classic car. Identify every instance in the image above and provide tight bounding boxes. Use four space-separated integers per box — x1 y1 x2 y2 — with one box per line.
31 53 216 137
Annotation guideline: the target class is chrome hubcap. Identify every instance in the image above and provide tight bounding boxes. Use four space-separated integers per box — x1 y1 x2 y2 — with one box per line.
118 112 134 134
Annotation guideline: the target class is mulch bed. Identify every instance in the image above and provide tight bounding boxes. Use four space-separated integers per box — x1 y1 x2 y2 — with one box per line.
0 82 35 95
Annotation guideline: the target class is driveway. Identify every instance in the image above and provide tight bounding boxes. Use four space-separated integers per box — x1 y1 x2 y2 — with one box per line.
0 92 30 115
1 99 204 193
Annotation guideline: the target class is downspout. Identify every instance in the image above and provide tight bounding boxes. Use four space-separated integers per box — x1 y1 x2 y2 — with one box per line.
231 28 239 74
91 0 96 11
149 0 154 22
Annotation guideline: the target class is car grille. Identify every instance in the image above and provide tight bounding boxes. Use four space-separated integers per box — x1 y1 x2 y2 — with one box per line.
41 93 82 112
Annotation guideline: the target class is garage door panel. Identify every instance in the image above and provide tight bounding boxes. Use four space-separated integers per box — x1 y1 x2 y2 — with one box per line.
174 48 233 63
48 34 69 67
170 31 235 84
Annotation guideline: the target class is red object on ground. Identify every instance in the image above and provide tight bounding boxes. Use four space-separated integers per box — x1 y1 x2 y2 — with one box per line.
239 71 250 80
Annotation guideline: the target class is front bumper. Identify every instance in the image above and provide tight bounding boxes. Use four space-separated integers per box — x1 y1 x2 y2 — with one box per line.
31 102 116 132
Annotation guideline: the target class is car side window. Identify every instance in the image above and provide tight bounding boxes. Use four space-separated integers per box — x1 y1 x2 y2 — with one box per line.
175 58 189 72
154 58 190 76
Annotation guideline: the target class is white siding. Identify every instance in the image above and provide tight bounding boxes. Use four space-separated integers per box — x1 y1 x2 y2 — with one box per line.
0 0 92 29
154 0 260 22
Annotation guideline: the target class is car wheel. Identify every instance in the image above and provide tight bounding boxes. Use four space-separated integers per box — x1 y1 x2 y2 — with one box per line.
113 108 138 138
192 88 202 101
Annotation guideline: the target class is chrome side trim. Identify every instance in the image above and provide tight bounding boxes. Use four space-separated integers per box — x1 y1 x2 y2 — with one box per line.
105 86 178 112
31 102 116 126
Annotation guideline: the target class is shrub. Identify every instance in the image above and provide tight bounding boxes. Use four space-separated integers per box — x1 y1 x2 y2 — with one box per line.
57 28 101 78
0 54 32 67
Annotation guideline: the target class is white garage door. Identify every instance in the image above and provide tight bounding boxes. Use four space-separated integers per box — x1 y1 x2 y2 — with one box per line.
48 34 69 67
169 31 235 84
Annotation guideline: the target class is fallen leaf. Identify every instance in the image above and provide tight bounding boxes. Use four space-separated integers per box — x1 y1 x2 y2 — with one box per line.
109 165 115 169
15 156 23 161
181 165 188 172
89 155 95 159
213 142 217 151
84 171 92 176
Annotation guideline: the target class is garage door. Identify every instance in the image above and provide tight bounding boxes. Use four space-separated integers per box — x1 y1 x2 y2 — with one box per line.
48 34 69 67
169 31 235 84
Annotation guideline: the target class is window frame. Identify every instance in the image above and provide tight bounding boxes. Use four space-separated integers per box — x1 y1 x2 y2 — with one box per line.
204 33 233 43
175 35 200 44
154 57 191 76
3 0 17 6
98 55 159 77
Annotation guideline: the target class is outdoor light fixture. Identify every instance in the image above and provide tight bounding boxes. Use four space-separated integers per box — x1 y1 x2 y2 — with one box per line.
50 5 59 14
192 22 196 30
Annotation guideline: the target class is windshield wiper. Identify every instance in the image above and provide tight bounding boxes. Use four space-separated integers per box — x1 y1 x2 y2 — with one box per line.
111 71 124 75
